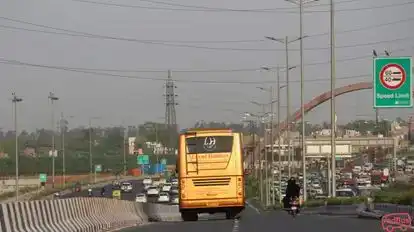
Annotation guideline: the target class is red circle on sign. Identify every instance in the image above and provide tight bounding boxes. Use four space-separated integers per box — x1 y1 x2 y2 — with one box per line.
379 64 406 90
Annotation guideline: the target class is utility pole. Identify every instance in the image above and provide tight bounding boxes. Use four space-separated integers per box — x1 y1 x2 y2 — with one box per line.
12 93 22 201
89 118 93 182
48 92 59 188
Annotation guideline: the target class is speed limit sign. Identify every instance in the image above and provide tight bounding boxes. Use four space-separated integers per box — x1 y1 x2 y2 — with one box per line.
379 63 406 90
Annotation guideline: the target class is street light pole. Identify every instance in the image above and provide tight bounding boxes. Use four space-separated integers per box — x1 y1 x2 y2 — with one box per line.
265 35 302 178
270 86 275 206
276 68 282 204
89 118 94 182
12 93 22 201
286 0 318 200
123 125 127 176
330 0 337 197
48 92 59 188
61 113 66 188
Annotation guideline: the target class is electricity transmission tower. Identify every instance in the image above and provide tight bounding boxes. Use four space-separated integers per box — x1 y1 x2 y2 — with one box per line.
164 70 178 151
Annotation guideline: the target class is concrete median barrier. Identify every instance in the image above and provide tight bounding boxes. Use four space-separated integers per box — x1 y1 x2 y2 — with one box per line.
0 198 147 232
143 203 181 222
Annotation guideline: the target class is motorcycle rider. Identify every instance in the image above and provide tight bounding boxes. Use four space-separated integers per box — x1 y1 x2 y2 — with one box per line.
87 184 93 196
283 177 301 209
100 187 105 196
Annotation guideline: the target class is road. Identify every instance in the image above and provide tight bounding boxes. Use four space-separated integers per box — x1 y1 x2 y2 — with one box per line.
60 179 145 201
121 207 383 232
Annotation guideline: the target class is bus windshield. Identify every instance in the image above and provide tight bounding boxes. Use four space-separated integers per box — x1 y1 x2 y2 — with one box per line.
186 136 233 154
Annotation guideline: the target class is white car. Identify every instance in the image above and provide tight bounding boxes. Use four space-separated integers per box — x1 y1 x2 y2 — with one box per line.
162 183 172 192
311 181 321 188
121 182 133 192
135 193 147 203
170 195 179 204
171 179 178 185
147 186 159 196
157 192 170 203
143 178 153 185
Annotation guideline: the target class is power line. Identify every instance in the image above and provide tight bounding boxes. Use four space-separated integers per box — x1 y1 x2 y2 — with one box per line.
0 44 411 73
1 16 413 52
136 0 360 11
70 0 414 14
0 57 373 84
0 25 265 44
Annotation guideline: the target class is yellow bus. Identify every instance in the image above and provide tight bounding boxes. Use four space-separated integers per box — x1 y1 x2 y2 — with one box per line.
177 128 245 221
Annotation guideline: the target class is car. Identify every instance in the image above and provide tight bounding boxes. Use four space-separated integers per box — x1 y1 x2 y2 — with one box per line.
121 182 133 193
170 195 179 204
143 178 153 185
171 178 178 185
162 183 172 192
135 193 147 203
157 192 170 203
146 186 159 196
336 188 357 198
169 186 179 194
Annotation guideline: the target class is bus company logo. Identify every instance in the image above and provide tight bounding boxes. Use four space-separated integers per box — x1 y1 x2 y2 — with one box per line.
203 136 216 151
381 213 412 232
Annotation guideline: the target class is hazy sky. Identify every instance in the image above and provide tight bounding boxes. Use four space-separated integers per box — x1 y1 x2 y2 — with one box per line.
0 0 413 131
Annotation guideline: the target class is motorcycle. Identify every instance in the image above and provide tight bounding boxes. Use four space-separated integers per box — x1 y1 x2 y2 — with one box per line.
88 188 93 197
289 197 299 217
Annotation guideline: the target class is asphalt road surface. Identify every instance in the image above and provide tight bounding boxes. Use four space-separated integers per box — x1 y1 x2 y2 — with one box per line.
121 206 383 232
60 179 145 201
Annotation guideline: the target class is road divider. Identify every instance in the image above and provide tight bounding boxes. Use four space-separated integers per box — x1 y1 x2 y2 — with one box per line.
0 198 147 232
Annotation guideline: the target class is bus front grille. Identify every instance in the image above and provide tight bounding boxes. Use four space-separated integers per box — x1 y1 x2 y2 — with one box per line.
192 178 231 186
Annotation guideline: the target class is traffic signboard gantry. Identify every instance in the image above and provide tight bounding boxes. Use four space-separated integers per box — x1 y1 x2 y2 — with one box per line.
373 57 412 108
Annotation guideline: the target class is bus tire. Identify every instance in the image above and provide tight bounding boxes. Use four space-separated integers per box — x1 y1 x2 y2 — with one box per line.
225 210 237 220
181 212 198 221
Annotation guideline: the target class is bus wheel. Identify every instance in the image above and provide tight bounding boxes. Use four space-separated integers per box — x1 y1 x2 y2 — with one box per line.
226 210 237 220
181 212 198 221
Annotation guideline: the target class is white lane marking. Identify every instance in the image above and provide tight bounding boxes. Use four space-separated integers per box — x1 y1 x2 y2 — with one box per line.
232 219 240 232
245 201 260 214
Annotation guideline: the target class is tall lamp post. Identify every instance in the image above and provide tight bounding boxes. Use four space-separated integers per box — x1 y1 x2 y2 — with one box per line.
60 113 74 188
285 0 319 200
48 92 59 188
12 93 23 201
251 98 277 207
262 66 287 204
265 36 302 178
89 116 101 182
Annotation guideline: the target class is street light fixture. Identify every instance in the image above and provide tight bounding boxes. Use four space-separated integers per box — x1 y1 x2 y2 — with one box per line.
48 92 59 188
12 92 22 201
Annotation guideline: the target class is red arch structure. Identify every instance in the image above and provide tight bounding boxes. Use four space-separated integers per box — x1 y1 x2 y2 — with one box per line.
278 81 373 132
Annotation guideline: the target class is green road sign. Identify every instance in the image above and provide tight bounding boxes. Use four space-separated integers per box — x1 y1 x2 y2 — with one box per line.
161 158 167 165
39 173 47 183
374 57 412 108
95 164 102 172
137 155 149 165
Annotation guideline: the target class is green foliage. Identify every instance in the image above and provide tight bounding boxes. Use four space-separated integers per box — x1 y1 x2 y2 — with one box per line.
326 197 366 205
245 175 259 199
